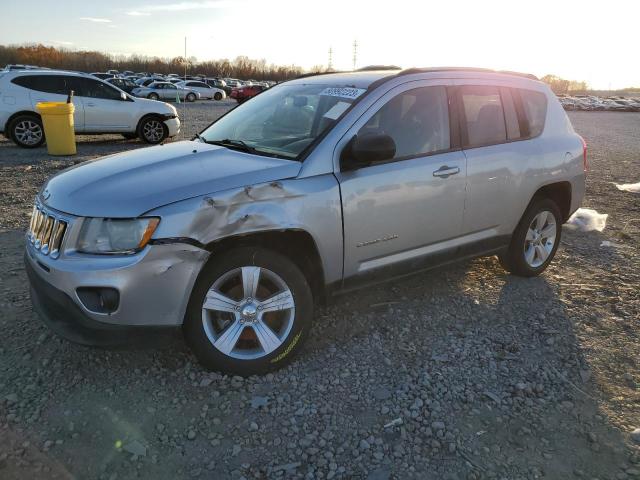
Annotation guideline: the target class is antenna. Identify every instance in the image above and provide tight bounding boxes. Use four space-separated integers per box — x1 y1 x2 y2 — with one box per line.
352 40 358 70
328 47 333 71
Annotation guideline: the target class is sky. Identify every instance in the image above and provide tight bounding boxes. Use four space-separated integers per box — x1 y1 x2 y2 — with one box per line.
0 0 637 89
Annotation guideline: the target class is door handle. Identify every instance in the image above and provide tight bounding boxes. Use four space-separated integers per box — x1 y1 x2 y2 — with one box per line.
433 166 460 178
86 102 96 107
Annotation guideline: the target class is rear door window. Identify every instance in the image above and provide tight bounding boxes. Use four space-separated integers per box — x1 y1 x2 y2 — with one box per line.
358 86 450 160
459 86 507 147
518 89 547 137
11 75 73 95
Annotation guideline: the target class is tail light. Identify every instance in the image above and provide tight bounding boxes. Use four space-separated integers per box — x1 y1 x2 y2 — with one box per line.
580 136 588 172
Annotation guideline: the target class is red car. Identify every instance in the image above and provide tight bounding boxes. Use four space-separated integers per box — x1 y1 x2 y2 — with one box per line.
229 84 267 103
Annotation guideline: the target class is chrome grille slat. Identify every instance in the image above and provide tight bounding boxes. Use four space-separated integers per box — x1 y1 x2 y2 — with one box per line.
27 203 69 259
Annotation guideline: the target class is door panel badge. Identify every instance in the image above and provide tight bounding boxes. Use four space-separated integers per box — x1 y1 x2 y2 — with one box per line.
356 234 398 248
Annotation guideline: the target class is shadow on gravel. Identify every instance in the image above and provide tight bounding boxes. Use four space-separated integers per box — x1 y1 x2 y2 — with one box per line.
0 227 634 479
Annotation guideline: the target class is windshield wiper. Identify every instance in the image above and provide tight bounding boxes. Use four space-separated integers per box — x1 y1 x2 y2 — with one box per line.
193 132 206 143
207 138 256 154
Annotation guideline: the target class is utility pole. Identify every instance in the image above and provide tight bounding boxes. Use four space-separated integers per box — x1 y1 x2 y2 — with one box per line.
352 39 358 70
328 47 333 71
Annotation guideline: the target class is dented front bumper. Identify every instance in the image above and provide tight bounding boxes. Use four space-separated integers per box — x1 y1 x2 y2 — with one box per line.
25 239 209 329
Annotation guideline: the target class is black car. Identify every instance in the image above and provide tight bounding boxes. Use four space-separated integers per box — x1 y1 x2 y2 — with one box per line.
206 78 231 95
106 77 139 94
91 72 114 80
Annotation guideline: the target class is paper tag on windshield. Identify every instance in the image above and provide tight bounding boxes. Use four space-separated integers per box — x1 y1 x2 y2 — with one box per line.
320 87 366 99
323 101 351 120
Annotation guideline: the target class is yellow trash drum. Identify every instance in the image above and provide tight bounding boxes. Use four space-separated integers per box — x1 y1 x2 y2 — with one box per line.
35 101 76 156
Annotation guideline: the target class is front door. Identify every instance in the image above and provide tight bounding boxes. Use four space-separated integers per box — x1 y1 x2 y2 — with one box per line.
334 82 467 279
76 77 136 131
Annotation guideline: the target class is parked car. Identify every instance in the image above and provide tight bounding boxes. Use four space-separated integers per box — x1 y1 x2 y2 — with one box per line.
106 77 139 94
0 69 180 147
175 80 225 100
24 68 586 375
229 84 267 103
4 64 43 71
205 78 231 95
106 69 120 77
91 72 114 80
131 81 200 102
135 76 165 87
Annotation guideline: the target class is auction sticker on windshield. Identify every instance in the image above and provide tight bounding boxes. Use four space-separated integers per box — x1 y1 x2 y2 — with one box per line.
320 87 366 99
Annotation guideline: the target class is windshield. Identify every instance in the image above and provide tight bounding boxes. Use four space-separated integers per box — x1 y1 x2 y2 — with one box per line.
200 83 366 160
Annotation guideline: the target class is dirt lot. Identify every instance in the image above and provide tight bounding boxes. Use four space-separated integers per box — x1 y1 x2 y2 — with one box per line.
0 105 638 480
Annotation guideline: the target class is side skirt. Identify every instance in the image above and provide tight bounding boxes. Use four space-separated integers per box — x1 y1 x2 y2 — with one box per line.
326 235 510 297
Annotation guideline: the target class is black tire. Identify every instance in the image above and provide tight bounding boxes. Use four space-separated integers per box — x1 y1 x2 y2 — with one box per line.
184 247 313 376
147 93 159 100
186 93 196 102
121 133 138 140
499 198 562 277
213 92 223 101
137 116 168 144
8 114 45 148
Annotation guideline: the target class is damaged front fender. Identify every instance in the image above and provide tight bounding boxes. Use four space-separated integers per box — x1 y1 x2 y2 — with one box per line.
147 174 343 284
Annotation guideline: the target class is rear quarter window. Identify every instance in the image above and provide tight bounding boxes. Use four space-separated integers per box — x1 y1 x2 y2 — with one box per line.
518 89 547 137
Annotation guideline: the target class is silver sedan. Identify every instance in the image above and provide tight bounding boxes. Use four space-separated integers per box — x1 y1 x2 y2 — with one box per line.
131 81 201 102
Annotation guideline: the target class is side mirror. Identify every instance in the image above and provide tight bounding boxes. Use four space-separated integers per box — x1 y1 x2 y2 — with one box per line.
120 91 128 101
341 133 396 171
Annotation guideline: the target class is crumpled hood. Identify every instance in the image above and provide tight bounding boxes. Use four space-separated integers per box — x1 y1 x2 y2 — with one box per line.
41 141 301 217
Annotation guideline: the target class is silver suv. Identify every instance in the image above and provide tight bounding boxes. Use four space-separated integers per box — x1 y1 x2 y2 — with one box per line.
25 68 586 375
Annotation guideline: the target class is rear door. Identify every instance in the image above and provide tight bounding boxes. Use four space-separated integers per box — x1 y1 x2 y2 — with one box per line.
335 81 468 279
454 83 529 237
20 74 85 131
75 77 136 131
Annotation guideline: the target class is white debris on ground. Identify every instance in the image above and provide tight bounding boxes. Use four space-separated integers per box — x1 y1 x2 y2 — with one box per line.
566 208 608 232
616 182 640 193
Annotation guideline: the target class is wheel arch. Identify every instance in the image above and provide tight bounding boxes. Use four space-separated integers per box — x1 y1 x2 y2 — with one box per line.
528 181 572 222
199 229 326 304
5 110 41 133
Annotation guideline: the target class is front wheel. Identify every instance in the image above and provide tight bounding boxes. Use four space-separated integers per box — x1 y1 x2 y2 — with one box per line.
499 198 562 277
186 93 196 102
147 93 159 101
137 116 168 144
213 92 223 101
184 247 313 376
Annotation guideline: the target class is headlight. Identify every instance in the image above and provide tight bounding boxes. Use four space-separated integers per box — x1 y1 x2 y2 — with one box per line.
77 218 159 254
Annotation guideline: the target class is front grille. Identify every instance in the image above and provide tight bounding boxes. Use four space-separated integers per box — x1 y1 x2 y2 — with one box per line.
27 204 68 259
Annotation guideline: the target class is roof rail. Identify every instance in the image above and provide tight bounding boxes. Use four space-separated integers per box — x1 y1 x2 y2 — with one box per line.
295 70 343 79
356 65 401 72
399 67 538 80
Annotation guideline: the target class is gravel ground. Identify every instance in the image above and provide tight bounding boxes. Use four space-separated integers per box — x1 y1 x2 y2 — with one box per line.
0 105 638 479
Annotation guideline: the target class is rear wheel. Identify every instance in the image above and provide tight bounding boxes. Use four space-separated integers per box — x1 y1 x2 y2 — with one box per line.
137 116 167 144
9 114 44 148
147 93 159 101
184 247 313 376
186 92 197 102
499 198 562 277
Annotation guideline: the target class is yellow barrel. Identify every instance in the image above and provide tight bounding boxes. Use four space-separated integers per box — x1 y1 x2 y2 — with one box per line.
35 102 76 156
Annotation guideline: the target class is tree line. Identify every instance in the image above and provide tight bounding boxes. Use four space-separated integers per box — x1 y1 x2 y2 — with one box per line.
0 44 305 81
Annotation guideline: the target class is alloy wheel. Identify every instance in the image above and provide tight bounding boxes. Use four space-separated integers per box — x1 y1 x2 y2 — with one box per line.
201 266 295 360
14 120 43 146
524 210 557 268
142 120 164 143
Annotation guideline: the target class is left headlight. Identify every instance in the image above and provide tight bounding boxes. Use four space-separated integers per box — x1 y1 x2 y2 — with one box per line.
77 218 160 254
